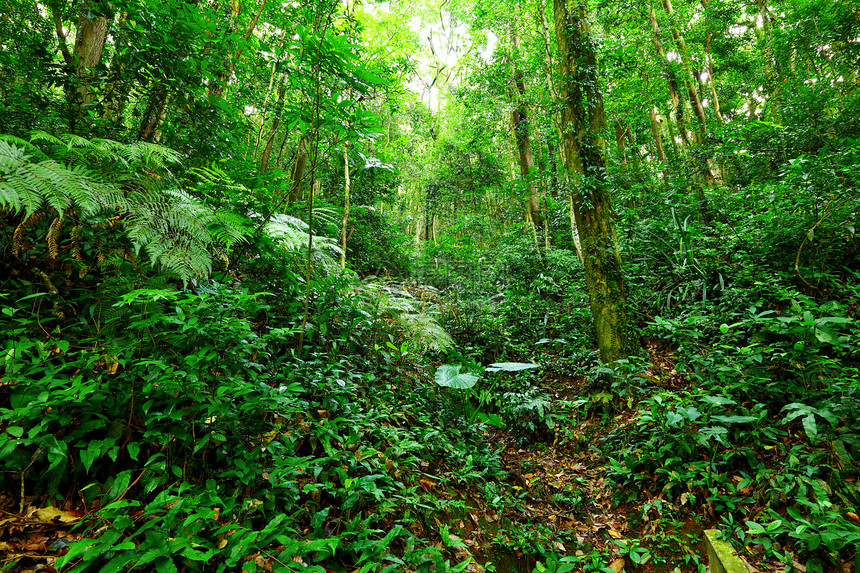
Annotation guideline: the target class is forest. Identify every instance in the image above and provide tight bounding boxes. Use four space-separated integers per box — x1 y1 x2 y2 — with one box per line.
0 0 858 571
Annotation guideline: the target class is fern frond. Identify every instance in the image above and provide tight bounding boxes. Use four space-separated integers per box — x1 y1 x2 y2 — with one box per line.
0 138 135 217
126 141 183 168
62 133 97 152
355 280 454 352
0 135 48 160
210 211 251 248
192 166 252 194
264 213 343 258
28 131 64 147
399 313 455 352
127 188 218 281
2 133 253 281
310 207 340 228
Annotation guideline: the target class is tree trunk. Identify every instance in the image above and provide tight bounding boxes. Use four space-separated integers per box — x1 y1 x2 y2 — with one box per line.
615 120 630 170
648 105 668 161
287 139 308 203
754 0 781 120
645 6 691 150
508 24 542 229
51 1 109 131
102 13 129 124
72 2 109 106
260 83 286 172
661 0 707 141
700 0 723 122
554 0 633 364
137 83 168 141
340 144 350 269
660 0 717 217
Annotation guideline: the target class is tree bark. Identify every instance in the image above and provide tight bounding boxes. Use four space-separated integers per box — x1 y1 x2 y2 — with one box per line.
72 2 109 106
648 105 668 161
507 24 543 229
287 138 308 203
700 0 723 122
554 0 633 364
137 83 168 141
754 0 781 119
102 13 129 124
660 0 707 142
260 83 286 172
645 5 691 150
340 144 350 269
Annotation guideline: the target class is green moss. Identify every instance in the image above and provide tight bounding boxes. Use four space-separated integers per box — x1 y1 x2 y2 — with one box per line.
704 529 747 573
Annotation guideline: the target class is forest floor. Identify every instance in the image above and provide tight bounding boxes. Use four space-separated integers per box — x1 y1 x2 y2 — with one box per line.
0 399 845 573
0 333 854 573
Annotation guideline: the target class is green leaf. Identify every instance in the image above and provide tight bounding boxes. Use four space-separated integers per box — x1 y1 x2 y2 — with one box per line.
745 520 766 533
435 365 478 389
701 396 736 406
698 426 728 445
154 556 179 573
100 553 137 573
802 413 818 442
107 470 132 501
813 325 838 344
81 441 101 474
476 413 505 428
485 362 539 372
711 415 759 424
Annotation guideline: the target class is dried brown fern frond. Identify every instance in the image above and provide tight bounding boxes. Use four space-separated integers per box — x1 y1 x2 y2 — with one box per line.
12 210 48 256
47 216 65 261
71 225 83 261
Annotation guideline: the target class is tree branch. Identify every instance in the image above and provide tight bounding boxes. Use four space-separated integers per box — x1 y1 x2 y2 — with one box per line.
50 5 76 67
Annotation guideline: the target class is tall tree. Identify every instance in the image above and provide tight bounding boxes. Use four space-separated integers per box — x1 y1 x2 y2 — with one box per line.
506 24 543 234
553 0 633 363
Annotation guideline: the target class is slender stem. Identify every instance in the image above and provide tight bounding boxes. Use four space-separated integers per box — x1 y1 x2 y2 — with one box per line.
298 3 337 355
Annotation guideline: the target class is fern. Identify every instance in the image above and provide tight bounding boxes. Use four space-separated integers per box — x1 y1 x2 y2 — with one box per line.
193 166 340 270
0 134 249 282
26 131 183 171
356 281 454 352
264 212 343 260
399 312 455 352
0 140 119 216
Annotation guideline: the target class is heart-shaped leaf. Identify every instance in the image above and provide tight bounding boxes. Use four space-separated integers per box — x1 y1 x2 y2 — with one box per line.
435 365 479 389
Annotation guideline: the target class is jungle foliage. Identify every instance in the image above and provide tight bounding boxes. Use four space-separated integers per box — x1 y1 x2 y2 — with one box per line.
1 0 858 571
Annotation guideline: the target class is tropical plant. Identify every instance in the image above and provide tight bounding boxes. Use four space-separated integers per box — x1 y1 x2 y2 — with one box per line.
1 133 248 282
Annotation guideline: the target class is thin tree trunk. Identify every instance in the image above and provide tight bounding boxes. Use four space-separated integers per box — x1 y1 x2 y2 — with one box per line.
700 0 724 121
615 120 630 170
508 24 542 229
661 0 707 141
102 13 129 124
340 144 350 269
754 0 781 119
645 5 691 150
138 83 168 141
253 29 288 157
288 139 308 203
649 106 668 161
554 0 633 363
660 0 716 219
260 83 286 172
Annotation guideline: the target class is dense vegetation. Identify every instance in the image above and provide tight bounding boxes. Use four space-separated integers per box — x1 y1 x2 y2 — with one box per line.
1 0 858 572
